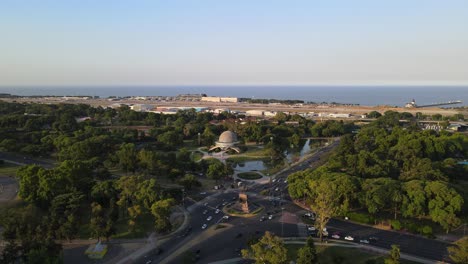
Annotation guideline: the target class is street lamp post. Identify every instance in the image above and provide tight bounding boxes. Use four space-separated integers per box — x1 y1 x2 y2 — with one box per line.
182 188 185 207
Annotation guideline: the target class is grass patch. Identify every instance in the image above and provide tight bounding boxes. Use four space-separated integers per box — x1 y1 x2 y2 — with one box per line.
237 172 262 180
285 244 419 264
112 213 155 239
191 151 203 162
0 162 20 177
215 224 227 230
347 211 375 225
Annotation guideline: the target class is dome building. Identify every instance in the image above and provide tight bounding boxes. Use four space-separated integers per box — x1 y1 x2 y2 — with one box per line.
209 131 241 153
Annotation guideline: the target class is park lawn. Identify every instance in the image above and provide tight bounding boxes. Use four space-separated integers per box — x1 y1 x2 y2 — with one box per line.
191 151 204 162
285 244 419 264
0 162 20 177
112 213 155 239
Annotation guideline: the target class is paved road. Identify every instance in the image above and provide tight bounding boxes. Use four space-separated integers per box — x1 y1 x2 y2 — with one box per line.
139 139 453 263
0 152 55 168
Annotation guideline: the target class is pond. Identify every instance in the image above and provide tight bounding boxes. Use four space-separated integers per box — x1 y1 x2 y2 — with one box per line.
232 160 269 172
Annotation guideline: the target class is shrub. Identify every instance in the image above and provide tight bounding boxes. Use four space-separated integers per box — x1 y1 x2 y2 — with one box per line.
420 225 433 237
390 220 401 230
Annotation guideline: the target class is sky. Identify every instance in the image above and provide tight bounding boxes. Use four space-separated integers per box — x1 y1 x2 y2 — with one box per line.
1 0 467 86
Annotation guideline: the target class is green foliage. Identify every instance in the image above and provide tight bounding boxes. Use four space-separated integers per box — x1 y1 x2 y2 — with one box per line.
384 245 400 264
448 236 468 264
367 111 382 118
424 181 463 233
177 174 202 190
390 220 401 230
296 237 317 264
116 143 138 173
347 212 375 225
16 161 92 208
151 198 176 232
241 231 288 264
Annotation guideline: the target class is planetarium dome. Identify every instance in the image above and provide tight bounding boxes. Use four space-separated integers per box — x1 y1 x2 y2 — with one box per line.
218 131 238 143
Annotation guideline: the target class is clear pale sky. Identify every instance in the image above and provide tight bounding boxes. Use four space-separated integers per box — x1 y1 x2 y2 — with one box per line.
1 0 467 86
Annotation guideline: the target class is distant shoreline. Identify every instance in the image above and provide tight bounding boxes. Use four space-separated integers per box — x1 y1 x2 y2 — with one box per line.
0 85 467 107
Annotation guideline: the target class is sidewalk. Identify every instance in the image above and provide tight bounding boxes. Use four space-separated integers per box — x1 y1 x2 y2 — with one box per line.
113 205 190 264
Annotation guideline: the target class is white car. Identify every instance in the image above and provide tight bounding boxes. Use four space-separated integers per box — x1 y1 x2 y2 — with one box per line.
223 215 229 220
275 187 279 191
331 233 341 239
207 216 212 221
268 215 273 220
272 179 277 183
202 224 207 229
284 180 288 183
345 236 354 241
360 239 370 244
215 209 220 214
307 226 316 231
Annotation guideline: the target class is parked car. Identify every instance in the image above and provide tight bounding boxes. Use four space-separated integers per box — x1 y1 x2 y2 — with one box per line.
203 210 208 215
360 239 370 244
307 226 316 231
268 215 273 220
215 209 220 214
369 236 379 242
260 216 266 222
223 215 230 220
344 236 354 241
202 224 207 229
207 216 212 221
203 202 208 206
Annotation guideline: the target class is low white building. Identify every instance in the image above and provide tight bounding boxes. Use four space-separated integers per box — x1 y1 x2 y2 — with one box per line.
130 104 154 112
329 113 351 118
246 110 264 116
201 96 238 103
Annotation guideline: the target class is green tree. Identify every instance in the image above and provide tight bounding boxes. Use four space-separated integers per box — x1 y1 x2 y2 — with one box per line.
308 177 341 241
127 205 142 232
178 174 202 190
135 179 160 209
241 231 287 264
425 181 463 233
202 126 216 147
401 180 427 219
206 160 225 181
16 165 44 205
137 149 157 174
367 111 382 118
151 198 176 232
90 202 106 241
384 245 400 264
448 236 468 264
296 237 317 264
116 143 138 174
